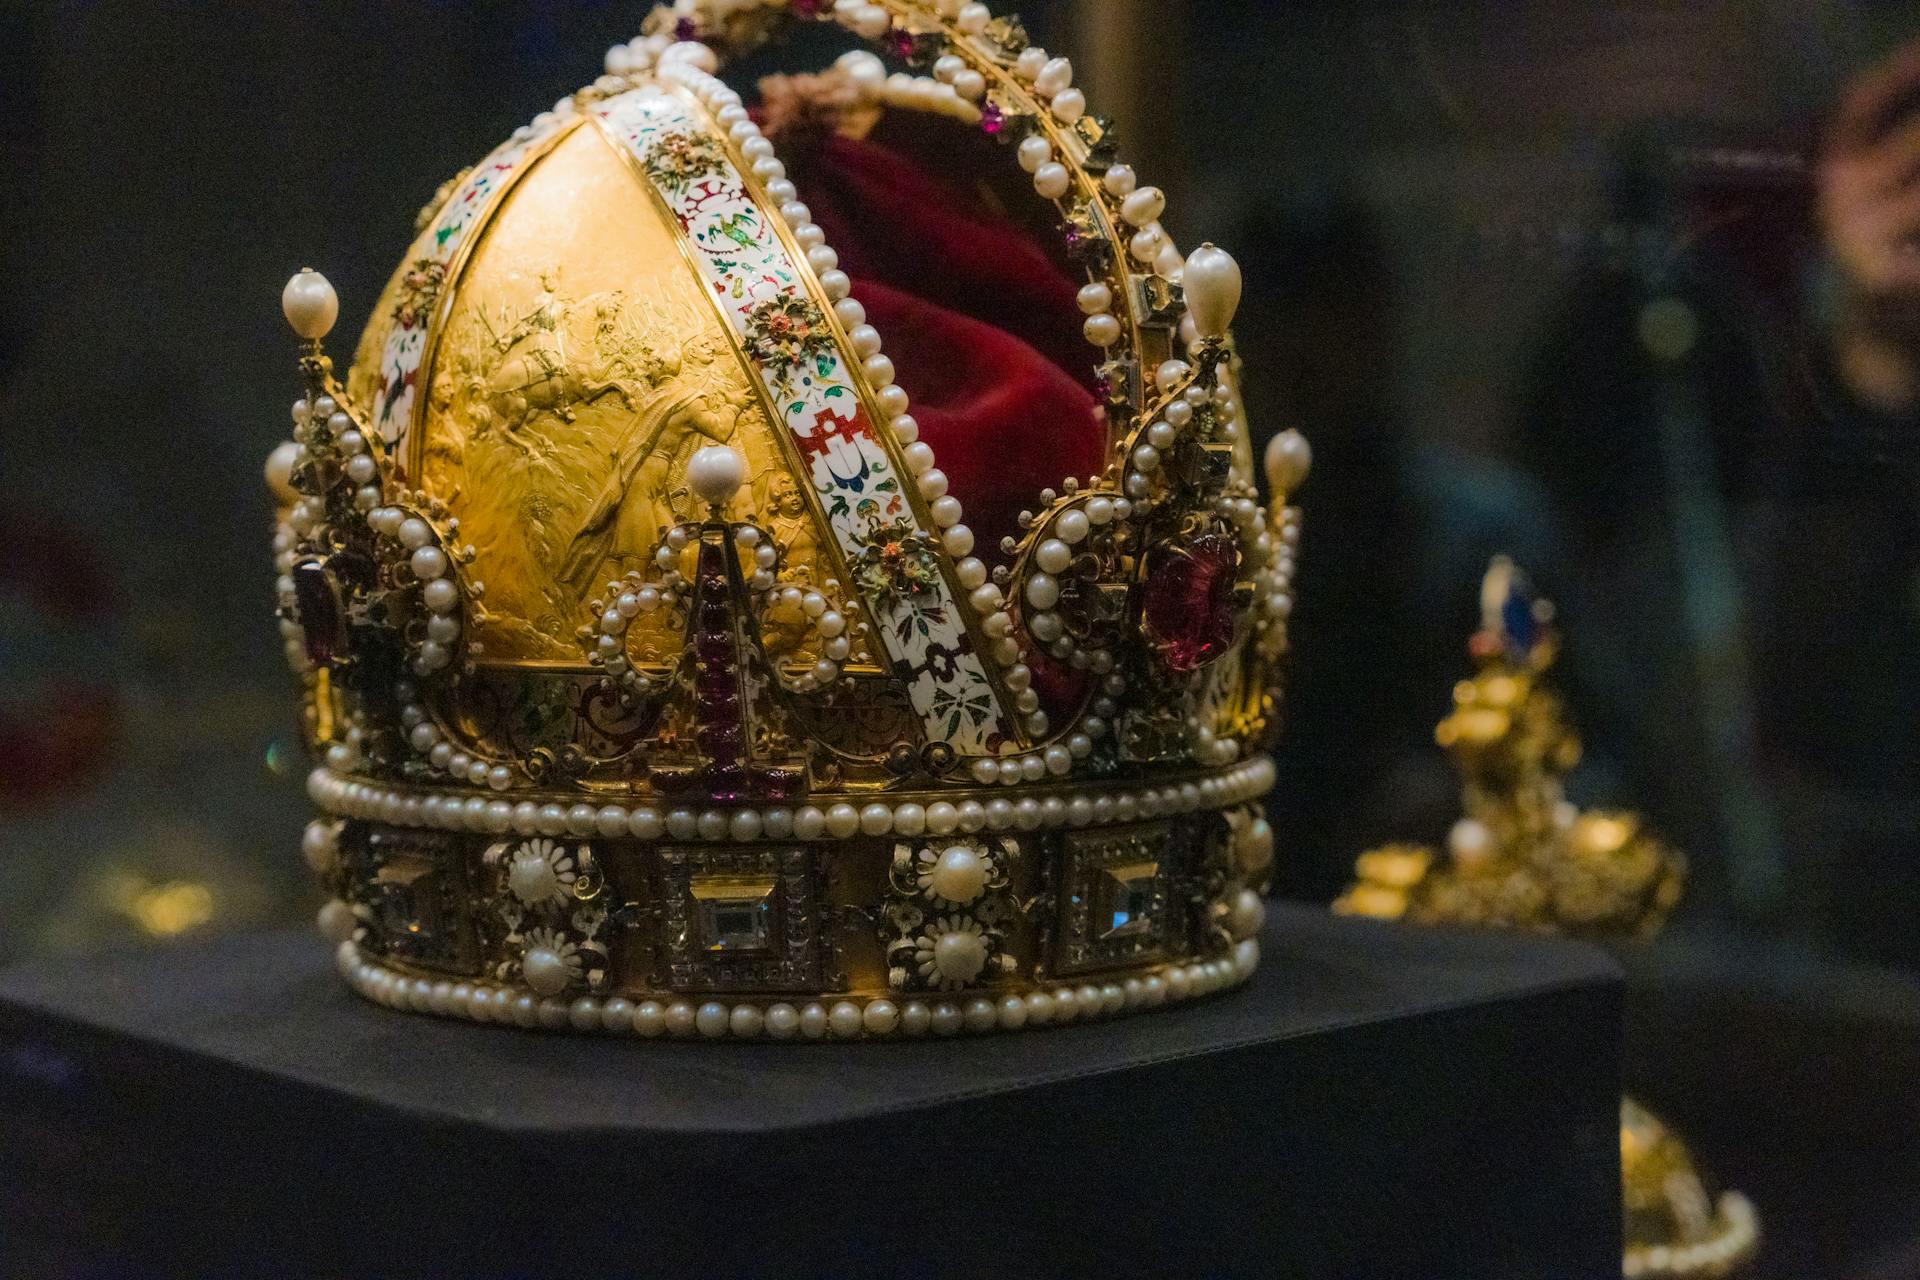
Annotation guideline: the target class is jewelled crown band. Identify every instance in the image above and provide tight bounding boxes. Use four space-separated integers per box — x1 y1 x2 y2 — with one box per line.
270 0 1309 1039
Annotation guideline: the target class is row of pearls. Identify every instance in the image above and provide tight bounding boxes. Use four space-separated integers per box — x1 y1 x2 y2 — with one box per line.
307 755 1278 841
337 935 1259 1039
655 50 1047 746
997 44 1188 351
1621 1194 1759 1279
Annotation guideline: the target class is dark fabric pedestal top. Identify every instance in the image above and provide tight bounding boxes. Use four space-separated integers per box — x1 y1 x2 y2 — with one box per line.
0 905 1623 1280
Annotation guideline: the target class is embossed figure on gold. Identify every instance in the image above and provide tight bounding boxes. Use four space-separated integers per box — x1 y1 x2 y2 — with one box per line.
560 331 742 592
412 122 823 667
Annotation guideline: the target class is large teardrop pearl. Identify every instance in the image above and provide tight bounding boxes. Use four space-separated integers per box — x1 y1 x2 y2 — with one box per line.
282 268 339 340
1183 243 1242 340
1264 428 1312 496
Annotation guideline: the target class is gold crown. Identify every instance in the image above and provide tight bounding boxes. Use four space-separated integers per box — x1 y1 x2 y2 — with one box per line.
271 0 1307 1039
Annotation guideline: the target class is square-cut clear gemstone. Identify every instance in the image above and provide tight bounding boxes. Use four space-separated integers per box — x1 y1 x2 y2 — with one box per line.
1099 860 1159 939
691 875 778 953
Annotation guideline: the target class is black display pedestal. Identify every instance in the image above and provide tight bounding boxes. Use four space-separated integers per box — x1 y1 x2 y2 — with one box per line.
0 906 1621 1280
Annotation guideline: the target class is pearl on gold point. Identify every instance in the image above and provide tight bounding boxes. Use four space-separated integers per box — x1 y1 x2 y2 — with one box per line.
1264 428 1312 496
1182 243 1242 340
282 268 339 341
687 445 745 508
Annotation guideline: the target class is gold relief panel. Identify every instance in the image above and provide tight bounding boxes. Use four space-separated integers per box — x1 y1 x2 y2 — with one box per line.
414 124 827 668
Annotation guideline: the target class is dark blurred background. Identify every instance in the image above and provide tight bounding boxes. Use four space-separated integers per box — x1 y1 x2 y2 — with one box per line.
3 3 1919 1273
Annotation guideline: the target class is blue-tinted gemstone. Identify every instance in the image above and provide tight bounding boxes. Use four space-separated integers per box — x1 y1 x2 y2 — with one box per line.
1502 584 1538 655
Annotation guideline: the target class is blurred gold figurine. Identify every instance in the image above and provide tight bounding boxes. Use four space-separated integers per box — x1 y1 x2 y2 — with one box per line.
1337 557 1757 1279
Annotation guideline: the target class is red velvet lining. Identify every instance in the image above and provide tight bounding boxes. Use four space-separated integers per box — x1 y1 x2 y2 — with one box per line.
782 125 1107 559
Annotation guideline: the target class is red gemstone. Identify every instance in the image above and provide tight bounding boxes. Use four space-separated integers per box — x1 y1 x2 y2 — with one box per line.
793 0 823 15
1141 534 1240 672
291 560 345 666
981 102 1005 135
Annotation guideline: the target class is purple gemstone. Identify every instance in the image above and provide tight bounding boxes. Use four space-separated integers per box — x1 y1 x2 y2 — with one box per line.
704 763 748 805
674 17 697 41
696 632 732 662
291 560 345 666
1141 534 1240 672
699 723 743 755
793 0 823 15
758 767 804 804
697 687 740 717
981 102 1004 135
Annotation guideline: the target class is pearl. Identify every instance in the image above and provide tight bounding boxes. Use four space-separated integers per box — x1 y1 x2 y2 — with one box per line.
695 1002 730 1038
1119 186 1167 227
1034 56 1074 96
1184 243 1244 339
901 1002 933 1036
862 1000 900 1036
1263 428 1313 494
1057 510 1091 544
410 546 448 581
963 997 997 1034
1025 574 1060 609
997 994 1029 1030
1077 282 1113 316
765 1003 800 1039
929 845 989 903
1229 888 1267 941
686 445 745 506
931 1002 965 1036
282 268 339 340
799 1003 829 1040
664 1001 698 1037
1013 47 1048 81
1017 135 1053 173
1084 313 1121 346
633 1001 666 1037
1050 88 1085 123
522 948 571 997
825 803 861 838
935 931 989 983
1033 163 1071 200
1103 165 1138 197
829 1001 864 1040
398 517 433 549
317 899 356 943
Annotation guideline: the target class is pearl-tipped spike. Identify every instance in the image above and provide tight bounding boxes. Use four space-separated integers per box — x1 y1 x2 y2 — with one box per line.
1264 429 1312 497
282 268 339 341
1183 243 1242 340
687 445 746 509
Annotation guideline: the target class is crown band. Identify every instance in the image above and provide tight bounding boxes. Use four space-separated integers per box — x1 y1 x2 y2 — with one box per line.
275 0 1303 1036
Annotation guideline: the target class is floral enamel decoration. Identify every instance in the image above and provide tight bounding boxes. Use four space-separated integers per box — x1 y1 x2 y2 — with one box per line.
743 294 836 395
392 258 448 330
594 83 1018 757
374 116 570 451
850 519 942 601
276 0 1300 1040
642 127 727 192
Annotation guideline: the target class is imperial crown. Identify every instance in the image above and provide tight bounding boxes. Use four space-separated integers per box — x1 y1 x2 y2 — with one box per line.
271 0 1308 1039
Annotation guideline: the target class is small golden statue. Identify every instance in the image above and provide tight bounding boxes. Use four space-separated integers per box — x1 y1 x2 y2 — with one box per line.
1337 557 1757 1279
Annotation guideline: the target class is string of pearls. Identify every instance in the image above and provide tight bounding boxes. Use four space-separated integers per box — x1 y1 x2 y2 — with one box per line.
335 933 1259 1040
653 52 1047 744
583 519 864 699
307 754 1278 842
